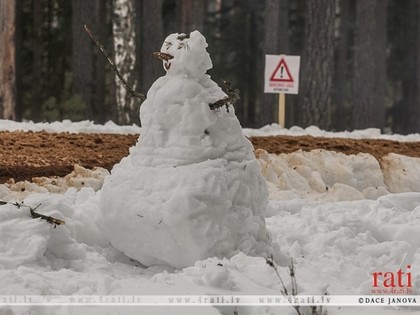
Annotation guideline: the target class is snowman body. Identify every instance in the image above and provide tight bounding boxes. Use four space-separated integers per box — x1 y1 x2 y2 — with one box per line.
98 31 273 268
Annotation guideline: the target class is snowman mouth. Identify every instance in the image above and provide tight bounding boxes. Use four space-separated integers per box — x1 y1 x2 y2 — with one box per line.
153 52 173 70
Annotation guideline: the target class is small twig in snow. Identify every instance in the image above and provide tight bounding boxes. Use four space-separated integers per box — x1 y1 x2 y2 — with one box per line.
0 200 65 227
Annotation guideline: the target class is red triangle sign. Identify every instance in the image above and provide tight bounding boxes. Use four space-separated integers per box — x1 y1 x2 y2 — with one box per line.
270 58 294 83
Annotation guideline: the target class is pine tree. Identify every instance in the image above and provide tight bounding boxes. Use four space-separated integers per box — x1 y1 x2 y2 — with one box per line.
72 0 95 119
352 0 387 130
0 0 17 120
296 0 335 129
261 0 290 127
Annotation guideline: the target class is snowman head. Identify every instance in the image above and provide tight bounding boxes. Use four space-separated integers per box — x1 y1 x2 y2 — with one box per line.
154 30 212 79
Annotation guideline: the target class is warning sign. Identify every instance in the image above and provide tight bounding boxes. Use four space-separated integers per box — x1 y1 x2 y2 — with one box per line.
264 55 300 94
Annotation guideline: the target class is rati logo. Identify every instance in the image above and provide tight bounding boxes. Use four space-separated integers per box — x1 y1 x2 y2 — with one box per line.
370 246 417 294
371 265 413 294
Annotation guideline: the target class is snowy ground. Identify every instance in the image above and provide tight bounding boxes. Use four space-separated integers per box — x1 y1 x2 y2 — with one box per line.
1 120 420 315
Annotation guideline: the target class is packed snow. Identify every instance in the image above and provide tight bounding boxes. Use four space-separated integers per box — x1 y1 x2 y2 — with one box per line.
2 32 420 315
99 31 274 268
1 119 420 142
1 125 420 315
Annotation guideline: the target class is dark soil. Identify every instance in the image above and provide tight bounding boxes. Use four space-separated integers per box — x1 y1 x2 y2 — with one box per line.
1 131 420 183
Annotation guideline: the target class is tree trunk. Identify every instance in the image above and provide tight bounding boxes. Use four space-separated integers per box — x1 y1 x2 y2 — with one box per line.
352 0 387 130
72 0 95 119
389 0 420 134
296 0 335 129
92 0 107 123
178 0 206 33
245 6 257 127
333 0 351 130
261 0 289 127
112 0 138 124
0 0 17 120
32 0 43 121
137 0 165 94
15 0 22 121
408 1 420 134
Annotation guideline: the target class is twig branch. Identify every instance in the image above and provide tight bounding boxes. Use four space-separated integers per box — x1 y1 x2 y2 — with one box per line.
290 258 298 296
84 25 146 101
85 25 239 112
267 256 328 315
0 200 65 227
267 255 302 315
209 80 240 112
266 255 289 296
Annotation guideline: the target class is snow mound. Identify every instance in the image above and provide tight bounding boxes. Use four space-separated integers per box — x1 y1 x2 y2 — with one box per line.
98 31 274 269
380 153 420 193
257 149 420 201
256 149 387 201
243 123 420 142
0 119 141 134
0 188 108 273
0 165 108 200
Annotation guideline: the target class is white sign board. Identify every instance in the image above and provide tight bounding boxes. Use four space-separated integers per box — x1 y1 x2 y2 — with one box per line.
264 55 300 94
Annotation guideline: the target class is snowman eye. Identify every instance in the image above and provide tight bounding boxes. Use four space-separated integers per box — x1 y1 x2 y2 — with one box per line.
178 42 189 50
164 42 172 49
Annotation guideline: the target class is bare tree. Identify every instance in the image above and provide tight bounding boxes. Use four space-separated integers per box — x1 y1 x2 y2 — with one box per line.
296 0 335 129
0 0 17 120
352 0 387 130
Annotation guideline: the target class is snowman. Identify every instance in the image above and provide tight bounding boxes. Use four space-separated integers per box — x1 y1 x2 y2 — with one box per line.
98 30 275 268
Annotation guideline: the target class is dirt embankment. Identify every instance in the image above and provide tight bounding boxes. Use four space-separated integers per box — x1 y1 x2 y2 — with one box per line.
1 131 420 183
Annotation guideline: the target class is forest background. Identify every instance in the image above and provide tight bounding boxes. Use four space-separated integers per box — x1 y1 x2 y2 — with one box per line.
1 0 420 134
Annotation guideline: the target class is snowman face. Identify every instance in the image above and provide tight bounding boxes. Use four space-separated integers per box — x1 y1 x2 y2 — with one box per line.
154 30 212 79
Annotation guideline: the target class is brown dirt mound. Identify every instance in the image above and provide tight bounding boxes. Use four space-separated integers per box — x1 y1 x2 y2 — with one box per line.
1 131 420 183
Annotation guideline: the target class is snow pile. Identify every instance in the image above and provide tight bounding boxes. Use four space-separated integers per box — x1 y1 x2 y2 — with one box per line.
243 123 420 142
257 149 387 201
0 188 107 271
0 119 141 134
380 153 420 193
266 193 420 300
0 129 420 314
2 117 420 142
257 149 420 202
0 165 108 200
98 31 273 269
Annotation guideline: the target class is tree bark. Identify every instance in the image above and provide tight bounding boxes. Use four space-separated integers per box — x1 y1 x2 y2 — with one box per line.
0 0 17 120
296 0 335 129
352 0 387 130
93 0 107 123
15 0 22 121
333 0 351 130
177 0 206 33
72 0 95 119
390 0 420 134
113 0 139 124
261 0 289 127
32 0 43 121
138 0 165 94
